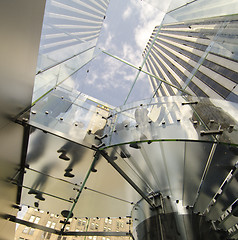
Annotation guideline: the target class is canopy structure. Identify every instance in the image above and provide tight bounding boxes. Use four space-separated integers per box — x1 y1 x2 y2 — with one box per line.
0 0 238 240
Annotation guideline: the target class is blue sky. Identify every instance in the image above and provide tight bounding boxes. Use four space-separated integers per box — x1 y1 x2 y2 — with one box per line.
65 0 166 106
34 0 168 107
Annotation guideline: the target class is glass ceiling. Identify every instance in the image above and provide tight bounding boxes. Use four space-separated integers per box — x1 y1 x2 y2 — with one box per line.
16 1 238 237
34 0 167 107
34 0 238 108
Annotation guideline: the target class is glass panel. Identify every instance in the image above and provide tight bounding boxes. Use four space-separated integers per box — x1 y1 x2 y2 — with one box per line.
104 96 216 147
194 144 238 213
109 143 159 194
159 141 185 200
21 127 100 215
209 99 238 145
20 87 110 148
165 0 238 23
74 147 141 217
25 128 97 183
33 47 95 103
183 142 213 206
33 0 110 103
71 51 138 107
144 0 173 13
125 70 154 105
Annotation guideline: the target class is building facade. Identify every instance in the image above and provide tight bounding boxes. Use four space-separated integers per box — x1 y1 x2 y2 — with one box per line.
143 14 238 102
15 207 131 240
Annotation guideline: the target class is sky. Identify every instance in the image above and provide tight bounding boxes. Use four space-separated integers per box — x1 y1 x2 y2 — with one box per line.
63 0 166 106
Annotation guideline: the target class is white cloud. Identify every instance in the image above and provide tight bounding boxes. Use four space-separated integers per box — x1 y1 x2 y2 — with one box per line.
133 1 165 51
122 43 141 66
122 6 132 20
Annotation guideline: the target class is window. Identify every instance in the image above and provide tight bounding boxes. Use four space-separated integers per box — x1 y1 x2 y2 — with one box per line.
22 227 30 233
41 232 52 240
35 217 41 224
116 220 124 228
46 221 51 227
51 222 56 229
90 223 95 230
46 233 52 240
28 228 35 235
65 226 70 232
108 219 112 224
29 215 40 224
45 220 56 229
23 226 35 235
29 216 35 222
42 231 47 239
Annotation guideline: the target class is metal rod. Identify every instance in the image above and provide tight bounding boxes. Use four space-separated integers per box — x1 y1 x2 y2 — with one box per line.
12 183 73 203
36 46 95 75
193 142 217 208
167 0 198 14
63 231 131 236
123 23 164 105
102 50 190 96
27 167 80 186
84 187 133 204
5 214 60 234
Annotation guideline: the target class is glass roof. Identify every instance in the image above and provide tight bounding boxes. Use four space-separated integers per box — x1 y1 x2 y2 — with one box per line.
34 0 167 107
19 0 238 234
34 0 238 107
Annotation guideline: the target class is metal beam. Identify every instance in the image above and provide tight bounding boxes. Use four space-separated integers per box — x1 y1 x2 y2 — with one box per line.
84 187 133 204
4 214 60 235
63 231 131 236
4 214 133 238
17 125 31 204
